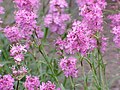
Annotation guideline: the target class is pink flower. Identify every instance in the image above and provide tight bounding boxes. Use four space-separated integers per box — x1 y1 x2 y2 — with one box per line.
75 0 107 53
12 66 27 79
44 13 70 34
4 26 22 43
0 6 4 14
0 0 4 23
56 20 91 55
59 57 78 78
100 36 107 53
15 10 37 27
15 10 37 40
14 0 43 40
35 26 44 39
76 0 106 9
56 18 107 55
0 0 3 3
14 0 40 12
0 75 14 90
55 37 66 50
65 20 90 55
40 81 56 90
44 0 70 35
76 0 107 33
108 13 120 48
49 0 68 13
24 75 40 90
10 44 27 64
113 27 120 48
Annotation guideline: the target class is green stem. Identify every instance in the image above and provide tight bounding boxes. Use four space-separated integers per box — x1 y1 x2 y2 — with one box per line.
78 55 88 90
63 77 67 87
39 45 59 85
97 48 102 87
69 76 75 90
16 80 19 90
68 0 73 13
43 28 48 42
81 61 88 90
96 33 108 90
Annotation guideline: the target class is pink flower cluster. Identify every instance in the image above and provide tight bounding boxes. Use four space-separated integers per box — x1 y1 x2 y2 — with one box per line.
12 66 27 79
49 0 68 13
3 0 44 86
35 26 44 39
0 0 4 24
76 0 107 53
59 57 78 78
100 36 108 53
15 10 37 39
56 20 96 55
77 0 107 33
24 78 58 90
4 0 43 42
56 0 107 55
64 20 90 55
40 81 56 90
108 13 120 48
3 0 43 64
24 75 40 90
44 0 70 34
4 26 21 43
0 75 14 90
10 44 27 64
13 0 43 40
13 0 40 12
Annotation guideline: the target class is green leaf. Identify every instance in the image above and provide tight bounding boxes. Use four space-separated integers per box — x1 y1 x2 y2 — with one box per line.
43 27 49 42
60 84 66 90
57 71 63 76
0 61 12 67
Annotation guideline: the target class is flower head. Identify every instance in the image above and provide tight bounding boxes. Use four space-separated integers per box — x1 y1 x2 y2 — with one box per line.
12 66 27 80
40 81 56 90
108 13 120 48
24 75 40 90
0 0 4 23
14 0 40 12
49 0 68 13
0 75 14 90
44 0 70 35
60 57 78 78
15 9 37 40
44 13 70 34
10 44 27 64
4 26 22 43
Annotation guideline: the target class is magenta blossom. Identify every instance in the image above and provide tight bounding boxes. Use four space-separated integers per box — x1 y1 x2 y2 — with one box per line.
0 0 4 23
14 0 40 12
49 0 68 13
12 66 27 79
40 81 56 90
44 0 70 34
44 13 70 34
59 57 78 78
0 75 14 90
10 44 27 64
24 75 40 90
4 26 22 43
108 13 120 48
